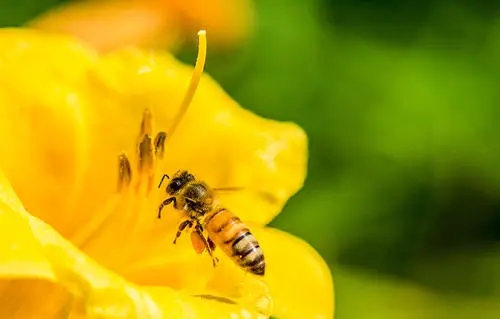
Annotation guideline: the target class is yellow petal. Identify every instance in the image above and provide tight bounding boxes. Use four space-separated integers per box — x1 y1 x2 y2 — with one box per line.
0 28 312 318
67 94 306 295
29 0 254 52
0 28 94 240
72 47 307 287
0 28 306 240
0 172 55 280
204 226 334 319
72 193 216 293
84 47 308 226
0 168 273 318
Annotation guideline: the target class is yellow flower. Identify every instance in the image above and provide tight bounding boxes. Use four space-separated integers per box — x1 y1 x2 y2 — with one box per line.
0 28 334 318
28 0 254 52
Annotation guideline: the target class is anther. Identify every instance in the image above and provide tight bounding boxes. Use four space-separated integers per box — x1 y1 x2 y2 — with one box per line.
154 131 167 160
117 153 132 192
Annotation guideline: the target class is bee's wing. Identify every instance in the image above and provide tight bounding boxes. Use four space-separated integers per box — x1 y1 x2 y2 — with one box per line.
212 187 245 194
214 188 280 205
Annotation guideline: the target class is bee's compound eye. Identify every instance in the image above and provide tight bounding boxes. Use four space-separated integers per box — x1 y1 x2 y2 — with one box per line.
173 179 182 189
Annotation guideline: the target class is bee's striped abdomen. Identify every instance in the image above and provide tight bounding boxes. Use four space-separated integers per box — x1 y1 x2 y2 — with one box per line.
205 208 266 276
230 230 265 275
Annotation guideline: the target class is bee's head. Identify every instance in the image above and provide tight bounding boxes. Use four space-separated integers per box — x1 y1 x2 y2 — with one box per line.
166 170 195 194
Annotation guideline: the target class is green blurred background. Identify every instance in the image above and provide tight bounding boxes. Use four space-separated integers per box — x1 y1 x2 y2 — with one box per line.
2 0 500 318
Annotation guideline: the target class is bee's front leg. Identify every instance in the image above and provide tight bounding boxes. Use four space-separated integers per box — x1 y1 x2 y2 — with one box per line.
173 219 193 244
158 197 176 219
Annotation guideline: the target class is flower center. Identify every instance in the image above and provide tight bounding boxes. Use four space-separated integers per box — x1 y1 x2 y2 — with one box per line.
70 107 179 266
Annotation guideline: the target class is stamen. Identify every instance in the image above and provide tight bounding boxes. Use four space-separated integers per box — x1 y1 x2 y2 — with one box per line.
117 153 132 192
139 107 153 136
136 107 153 166
104 31 208 243
136 134 154 194
168 30 207 137
137 134 154 174
154 131 167 159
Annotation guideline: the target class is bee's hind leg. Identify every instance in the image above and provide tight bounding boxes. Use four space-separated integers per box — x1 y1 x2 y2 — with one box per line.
173 219 193 244
207 237 216 251
194 223 219 267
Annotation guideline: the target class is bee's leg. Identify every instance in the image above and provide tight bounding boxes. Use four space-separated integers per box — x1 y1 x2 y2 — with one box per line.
173 219 193 244
194 223 219 267
157 173 170 189
207 237 216 251
158 197 176 219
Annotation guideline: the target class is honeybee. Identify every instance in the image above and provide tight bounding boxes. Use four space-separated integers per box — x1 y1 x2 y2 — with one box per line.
117 30 266 276
157 30 265 276
157 171 266 276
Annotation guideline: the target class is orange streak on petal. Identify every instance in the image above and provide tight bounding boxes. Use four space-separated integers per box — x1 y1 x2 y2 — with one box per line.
170 0 254 46
29 0 181 53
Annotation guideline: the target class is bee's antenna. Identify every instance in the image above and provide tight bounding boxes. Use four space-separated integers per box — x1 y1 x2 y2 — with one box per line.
168 30 207 138
158 174 170 188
